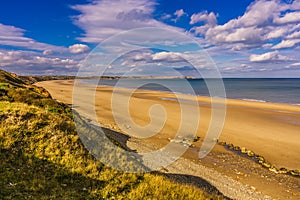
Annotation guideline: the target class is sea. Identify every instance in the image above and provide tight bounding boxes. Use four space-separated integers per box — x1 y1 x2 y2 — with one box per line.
84 78 300 105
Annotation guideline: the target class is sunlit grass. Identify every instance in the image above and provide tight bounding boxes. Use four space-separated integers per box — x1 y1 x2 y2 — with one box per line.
0 69 225 199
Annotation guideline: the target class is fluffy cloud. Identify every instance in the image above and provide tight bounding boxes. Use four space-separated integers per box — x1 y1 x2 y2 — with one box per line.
0 23 66 52
131 52 152 61
174 9 186 18
69 44 90 54
119 51 186 63
249 51 293 62
0 50 77 66
151 52 183 62
172 9 187 22
236 0 281 27
190 0 300 51
286 31 300 39
264 27 288 40
0 50 79 74
71 0 182 43
272 39 300 49
190 11 217 26
189 11 217 35
221 27 263 43
274 11 300 24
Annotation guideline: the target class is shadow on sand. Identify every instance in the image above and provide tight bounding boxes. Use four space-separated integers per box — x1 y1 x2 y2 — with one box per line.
95 124 231 199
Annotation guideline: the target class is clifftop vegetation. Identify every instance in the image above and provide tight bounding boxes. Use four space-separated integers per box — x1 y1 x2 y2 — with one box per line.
0 69 225 199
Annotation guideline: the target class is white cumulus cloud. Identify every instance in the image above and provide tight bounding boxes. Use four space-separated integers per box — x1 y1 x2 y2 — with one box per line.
249 51 293 62
190 0 300 52
0 49 80 75
190 11 217 26
151 52 183 62
69 44 90 54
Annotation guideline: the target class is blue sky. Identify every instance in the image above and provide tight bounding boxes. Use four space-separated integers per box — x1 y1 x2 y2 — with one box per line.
0 0 299 77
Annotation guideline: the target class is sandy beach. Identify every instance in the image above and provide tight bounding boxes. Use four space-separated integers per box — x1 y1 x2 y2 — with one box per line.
36 79 300 169
36 79 300 199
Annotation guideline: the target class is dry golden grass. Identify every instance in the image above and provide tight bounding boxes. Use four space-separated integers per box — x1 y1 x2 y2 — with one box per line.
0 70 225 199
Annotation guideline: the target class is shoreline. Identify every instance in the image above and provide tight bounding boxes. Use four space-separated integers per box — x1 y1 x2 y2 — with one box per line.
82 80 300 112
65 78 300 108
81 77 300 106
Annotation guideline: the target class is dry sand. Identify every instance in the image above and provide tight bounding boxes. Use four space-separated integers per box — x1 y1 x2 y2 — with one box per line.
35 80 300 199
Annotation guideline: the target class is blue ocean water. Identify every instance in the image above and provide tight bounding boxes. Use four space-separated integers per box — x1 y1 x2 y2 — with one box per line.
85 78 300 105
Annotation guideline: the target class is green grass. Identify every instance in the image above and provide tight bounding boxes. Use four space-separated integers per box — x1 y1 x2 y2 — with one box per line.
0 69 225 199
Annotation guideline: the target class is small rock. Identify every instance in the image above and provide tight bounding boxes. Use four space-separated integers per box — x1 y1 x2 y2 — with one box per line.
193 136 200 142
269 166 279 174
160 167 169 172
262 162 271 168
227 144 234 149
289 170 300 177
125 124 131 129
183 143 190 147
233 146 241 151
247 150 255 157
278 167 288 174
241 147 247 154
256 155 265 163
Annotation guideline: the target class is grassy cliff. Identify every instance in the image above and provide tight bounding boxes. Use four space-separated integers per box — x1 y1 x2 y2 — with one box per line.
0 69 225 199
